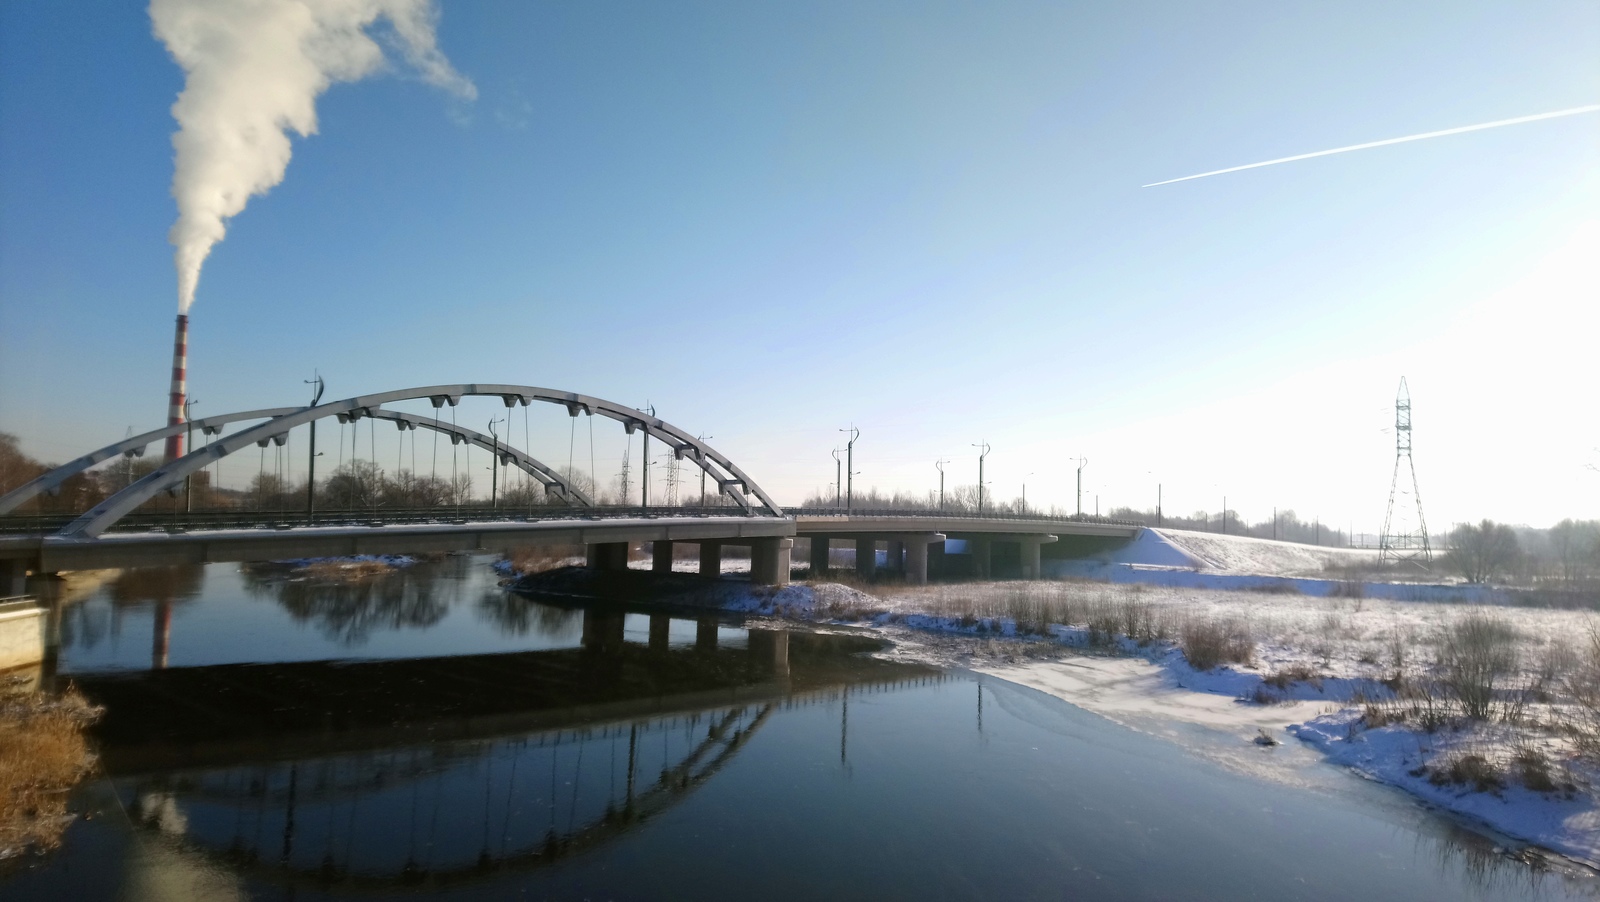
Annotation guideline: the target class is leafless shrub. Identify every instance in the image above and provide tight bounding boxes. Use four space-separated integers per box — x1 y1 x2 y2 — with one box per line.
1429 751 1503 793
1180 618 1255 671
1263 662 1322 691
1437 613 1521 721
1328 580 1365 599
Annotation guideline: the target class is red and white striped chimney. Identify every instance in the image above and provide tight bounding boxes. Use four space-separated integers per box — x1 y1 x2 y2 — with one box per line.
163 313 188 461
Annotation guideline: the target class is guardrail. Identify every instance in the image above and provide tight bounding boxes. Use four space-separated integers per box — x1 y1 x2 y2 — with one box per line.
787 507 1143 527
0 504 1143 538
0 504 774 537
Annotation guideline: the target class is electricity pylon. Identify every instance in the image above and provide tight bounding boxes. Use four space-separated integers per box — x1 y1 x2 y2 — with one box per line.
1379 377 1431 567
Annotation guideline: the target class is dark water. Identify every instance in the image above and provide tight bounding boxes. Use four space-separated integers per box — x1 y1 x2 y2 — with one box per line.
5 560 1597 900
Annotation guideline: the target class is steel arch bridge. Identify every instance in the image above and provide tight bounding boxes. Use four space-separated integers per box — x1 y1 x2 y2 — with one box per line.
1 384 782 539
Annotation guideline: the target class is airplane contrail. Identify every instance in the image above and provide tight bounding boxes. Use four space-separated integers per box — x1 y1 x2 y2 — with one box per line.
1143 104 1600 188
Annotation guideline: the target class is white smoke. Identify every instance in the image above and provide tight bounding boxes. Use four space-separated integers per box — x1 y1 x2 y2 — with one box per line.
151 0 476 312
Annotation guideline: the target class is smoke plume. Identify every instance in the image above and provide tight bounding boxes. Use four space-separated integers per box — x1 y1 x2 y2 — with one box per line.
151 0 476 312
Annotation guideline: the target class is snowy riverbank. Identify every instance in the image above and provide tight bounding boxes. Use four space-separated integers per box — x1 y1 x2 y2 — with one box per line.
704 574 1600 869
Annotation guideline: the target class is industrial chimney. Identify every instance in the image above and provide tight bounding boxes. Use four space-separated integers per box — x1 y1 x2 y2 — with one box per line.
163 313 188 461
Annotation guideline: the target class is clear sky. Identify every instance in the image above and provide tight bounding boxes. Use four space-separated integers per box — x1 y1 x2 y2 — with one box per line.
1 1 1596 530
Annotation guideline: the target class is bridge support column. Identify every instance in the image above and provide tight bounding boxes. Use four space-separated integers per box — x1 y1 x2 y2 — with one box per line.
699 541 722 577
887 541 904 573
971 538 991 580
649 613 671 653
587 542 631 572
750 537 792 586
811 537 829 574
696 618 719 652
652 540 675 573
749 629 790 678
0 559 27 598
855 538 876 577
1017 534 1058 580
582 608 627 653
905 540 928 585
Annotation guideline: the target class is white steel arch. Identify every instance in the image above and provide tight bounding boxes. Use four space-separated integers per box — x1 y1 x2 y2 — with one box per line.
59 385 780 538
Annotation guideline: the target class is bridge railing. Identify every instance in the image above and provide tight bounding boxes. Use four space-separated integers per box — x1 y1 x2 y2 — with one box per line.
0 504 777 537
787 507 1143 527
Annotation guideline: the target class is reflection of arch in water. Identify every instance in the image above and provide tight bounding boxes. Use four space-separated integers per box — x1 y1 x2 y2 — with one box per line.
125 704 776 889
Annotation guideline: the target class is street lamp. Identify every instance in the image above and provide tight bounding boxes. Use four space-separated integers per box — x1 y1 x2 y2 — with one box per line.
182 396 199 513
1022 472 1034 514
935 459 949 511
838 447 851 508
304 371 324 523
972 442 990 513
699 434 713 506
839 426 859 511
487 417 505 510
1074 456 1088 517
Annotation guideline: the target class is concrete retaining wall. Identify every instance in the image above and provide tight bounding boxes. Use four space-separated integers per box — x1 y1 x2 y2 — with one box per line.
0 598 45 671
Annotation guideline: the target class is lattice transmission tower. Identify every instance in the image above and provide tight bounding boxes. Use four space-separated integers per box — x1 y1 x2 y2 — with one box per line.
619 439 631 505
1379 377 1431 567
662 448 681 506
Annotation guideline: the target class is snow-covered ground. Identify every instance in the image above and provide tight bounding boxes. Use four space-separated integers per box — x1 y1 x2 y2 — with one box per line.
675 570 1600 869
492 530 1600 867
1049 528 1503 602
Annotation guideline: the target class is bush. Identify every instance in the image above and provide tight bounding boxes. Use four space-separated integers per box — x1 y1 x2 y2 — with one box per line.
1429 752 1502 792
1180 618 1254 670
1436 613 1520 721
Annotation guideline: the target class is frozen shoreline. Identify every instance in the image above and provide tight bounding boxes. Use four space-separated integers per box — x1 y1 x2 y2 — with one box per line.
708 574 1600 871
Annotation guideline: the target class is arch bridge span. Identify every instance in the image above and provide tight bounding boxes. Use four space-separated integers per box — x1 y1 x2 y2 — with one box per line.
55 383 782 538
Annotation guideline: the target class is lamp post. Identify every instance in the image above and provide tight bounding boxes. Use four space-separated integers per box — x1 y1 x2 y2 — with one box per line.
972 442 990 514
302 372 324 523
182 396 198 513
935 459 949 511
487 417 504 510
1022 472 1034 514
1074 456 1088 517
840 426 859 511
833 448 843 507
699 434 713 506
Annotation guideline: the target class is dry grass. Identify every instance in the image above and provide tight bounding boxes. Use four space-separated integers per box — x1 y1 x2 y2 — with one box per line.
1179 618 1255 670
0 677 101 858
508 544 587 575
299 560 394 581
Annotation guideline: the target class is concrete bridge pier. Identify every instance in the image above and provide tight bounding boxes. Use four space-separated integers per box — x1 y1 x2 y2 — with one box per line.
587 542 631 572
971 538 992 579
699 541 722 577
811 537 829 575
1017 535 1059 580
900 533 944 585
649 613 670 653
696 618 719 652
748 629 790 678
582 608 627 653
855 539 876 577
750 537 793 586
0 558 28 598
652 541 675 573
886 541 904 574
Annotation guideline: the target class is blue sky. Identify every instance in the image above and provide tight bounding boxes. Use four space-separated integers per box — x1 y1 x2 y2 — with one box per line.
1 1 1596 529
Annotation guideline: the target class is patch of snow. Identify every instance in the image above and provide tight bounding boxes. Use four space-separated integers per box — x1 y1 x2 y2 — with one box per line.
1290 711 1600 867
272 554 416 568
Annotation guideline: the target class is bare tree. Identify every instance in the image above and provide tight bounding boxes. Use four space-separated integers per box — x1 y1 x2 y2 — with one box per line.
1448 519 1521 584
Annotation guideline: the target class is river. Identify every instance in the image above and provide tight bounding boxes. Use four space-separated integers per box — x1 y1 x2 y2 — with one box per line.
2 557 1594 900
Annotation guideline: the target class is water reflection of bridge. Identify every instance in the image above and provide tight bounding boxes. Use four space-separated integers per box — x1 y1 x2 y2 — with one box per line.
77 625 939 891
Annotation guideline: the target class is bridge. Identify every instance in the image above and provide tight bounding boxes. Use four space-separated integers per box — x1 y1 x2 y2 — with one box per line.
0 383 1140 593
